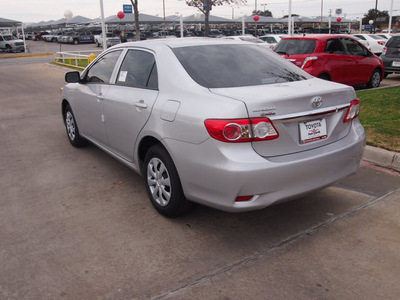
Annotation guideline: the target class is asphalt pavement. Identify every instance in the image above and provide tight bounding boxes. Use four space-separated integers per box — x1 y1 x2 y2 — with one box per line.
0 46 399 299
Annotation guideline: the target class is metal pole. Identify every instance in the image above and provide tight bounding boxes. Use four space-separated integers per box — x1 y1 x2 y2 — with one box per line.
163 0 166 37
288 0 292 36
388 0 393 34
374 0 378 33
180 15 184 38
99 0 107 51
320 0 323 33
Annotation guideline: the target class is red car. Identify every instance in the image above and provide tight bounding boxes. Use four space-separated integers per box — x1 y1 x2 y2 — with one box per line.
274 34 384 88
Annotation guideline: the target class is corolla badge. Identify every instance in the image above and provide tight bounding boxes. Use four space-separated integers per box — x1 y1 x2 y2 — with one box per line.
311 96 323 108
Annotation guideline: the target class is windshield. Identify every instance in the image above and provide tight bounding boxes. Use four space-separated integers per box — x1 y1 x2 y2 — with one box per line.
387 36 400 48
172 44 310 88
3 35 17 41
274 39 316 55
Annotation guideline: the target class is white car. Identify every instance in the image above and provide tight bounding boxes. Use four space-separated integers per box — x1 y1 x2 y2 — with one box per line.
61 38 365 217
352 34 386 54
259 34 289 50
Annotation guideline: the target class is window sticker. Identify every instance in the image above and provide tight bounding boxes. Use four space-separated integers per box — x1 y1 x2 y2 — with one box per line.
119 71 128 82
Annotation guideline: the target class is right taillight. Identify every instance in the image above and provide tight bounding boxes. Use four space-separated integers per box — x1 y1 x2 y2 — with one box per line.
301 56 318 69
381 46 387 56
204 118 279 143
344 99 360 123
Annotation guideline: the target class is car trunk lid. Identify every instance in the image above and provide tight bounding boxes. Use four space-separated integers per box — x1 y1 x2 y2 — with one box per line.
210 78 356 157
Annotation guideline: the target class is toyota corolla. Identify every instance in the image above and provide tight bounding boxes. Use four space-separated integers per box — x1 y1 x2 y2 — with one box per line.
60 38 366 217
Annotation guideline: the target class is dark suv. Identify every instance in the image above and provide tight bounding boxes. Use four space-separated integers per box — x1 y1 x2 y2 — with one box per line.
380 35 400 77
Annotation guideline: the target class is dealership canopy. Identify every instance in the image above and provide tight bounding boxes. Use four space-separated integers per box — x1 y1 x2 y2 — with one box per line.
0 17 22 27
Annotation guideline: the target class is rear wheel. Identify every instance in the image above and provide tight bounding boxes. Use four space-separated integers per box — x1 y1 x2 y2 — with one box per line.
367 69 382 89
73 39 79 45
318 73 331 81
143 145 192 218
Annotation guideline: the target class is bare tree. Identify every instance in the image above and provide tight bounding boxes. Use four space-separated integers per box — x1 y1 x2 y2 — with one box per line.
129 0 140 41
184 0 246 36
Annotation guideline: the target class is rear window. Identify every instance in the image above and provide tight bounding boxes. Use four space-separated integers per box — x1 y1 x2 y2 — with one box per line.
172 44 310 88
274 39 316 55
386 36 400 48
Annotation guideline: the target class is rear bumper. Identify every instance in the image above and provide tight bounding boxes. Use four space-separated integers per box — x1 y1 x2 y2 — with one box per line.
166 120 366 212
381 57 400 73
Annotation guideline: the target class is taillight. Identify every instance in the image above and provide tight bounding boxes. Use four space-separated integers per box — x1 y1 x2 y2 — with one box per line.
344 99 360 123
377 41 385 46
204 118 279 143
301 56 318 69
381 47 387 56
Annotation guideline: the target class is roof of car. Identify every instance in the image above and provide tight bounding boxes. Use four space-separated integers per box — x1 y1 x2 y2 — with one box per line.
281 34 359 41
112 37 250 50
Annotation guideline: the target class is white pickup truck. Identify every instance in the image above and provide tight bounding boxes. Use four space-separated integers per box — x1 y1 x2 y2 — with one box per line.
94 33 121 48
0 34 25 52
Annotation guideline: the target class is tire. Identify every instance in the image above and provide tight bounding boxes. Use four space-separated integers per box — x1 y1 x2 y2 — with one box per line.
64 105 87 147
73 39 79 45
96 42 100 47
367 69 382 89
5 44 12 53
142 145 192 218
384 72 389 79
318 73 331 81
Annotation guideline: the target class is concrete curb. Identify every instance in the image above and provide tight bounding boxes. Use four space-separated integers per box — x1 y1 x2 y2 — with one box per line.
363 145 400 172
0 53 54 59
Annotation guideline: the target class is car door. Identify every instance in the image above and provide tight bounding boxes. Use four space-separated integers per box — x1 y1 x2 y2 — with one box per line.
321 38 348 83
340 38 373 85
75 50 123 146
103 49 159 162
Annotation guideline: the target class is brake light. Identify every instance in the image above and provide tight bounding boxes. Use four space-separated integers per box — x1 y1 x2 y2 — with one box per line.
381 47 387 56
377 41 385 46
204 118 279 143
344 99 360 123
301 56 318 69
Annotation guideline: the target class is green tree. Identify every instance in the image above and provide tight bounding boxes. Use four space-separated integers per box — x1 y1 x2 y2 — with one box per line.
184 0 246 36
252 10 273 17
362 9 389 24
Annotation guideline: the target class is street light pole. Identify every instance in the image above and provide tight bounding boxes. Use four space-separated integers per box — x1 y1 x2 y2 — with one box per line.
374 0 378 33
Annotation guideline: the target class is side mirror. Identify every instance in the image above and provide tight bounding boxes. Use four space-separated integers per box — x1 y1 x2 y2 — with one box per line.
65 71 81 83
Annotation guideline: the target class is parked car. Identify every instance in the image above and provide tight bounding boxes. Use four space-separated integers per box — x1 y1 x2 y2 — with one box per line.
274 34 384 88
94 32 121 47
61 31 94 44
380 35 400 77
352 34 387 55
0 34 24 52
34 32 49 41
60 38 365 217
259 34 288 50
120 32 147 43
43 31 64 42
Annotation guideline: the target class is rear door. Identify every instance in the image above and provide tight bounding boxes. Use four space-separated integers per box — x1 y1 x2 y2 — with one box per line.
103 49 159 162
340 37 374 85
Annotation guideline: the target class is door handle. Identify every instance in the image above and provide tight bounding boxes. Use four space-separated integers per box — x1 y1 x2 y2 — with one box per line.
134 100 148 109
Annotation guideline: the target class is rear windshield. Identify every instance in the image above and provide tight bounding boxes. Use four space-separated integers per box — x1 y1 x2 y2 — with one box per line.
274 39 316 55
386 36 400 48
172 44 310 88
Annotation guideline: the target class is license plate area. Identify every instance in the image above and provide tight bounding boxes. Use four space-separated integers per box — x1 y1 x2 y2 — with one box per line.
392 61 400 67
299 119 327 144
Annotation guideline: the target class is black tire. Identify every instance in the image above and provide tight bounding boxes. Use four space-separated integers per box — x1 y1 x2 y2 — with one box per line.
142 145 192 218
367 69 382 89
64 105 87 147
5 44 12 52
318 73 331 81
384 72 389 79
73 39 79 45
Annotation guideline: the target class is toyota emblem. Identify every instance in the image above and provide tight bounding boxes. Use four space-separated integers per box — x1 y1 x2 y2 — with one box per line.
311 96 323 108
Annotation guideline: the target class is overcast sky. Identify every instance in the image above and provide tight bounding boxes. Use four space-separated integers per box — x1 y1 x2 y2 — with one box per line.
3 0 400 23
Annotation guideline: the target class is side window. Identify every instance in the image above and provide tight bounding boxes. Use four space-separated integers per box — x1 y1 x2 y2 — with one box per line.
116 49 158 90
325 38 344 54
342 39 367 56
85 50 122 83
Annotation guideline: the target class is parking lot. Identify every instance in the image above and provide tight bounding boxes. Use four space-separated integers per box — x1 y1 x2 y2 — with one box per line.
0 47 400 299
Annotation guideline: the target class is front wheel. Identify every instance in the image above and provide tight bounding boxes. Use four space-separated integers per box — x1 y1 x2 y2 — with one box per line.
64 105 87 147
367 69 382 89
142 145 192 218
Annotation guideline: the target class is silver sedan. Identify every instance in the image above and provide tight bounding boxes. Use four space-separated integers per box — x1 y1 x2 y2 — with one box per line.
60 38 366 217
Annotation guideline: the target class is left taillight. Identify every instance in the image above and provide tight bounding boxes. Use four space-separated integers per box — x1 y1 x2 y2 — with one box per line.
301 56 318 69
344 99 360 123
204 118 279 143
